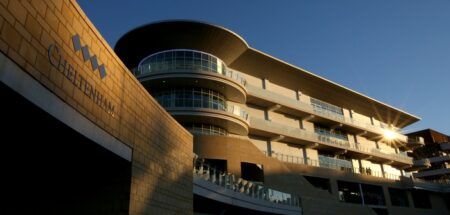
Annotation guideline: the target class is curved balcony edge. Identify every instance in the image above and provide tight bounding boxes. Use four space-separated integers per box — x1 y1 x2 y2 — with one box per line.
166 107 249 135
136 69 247 103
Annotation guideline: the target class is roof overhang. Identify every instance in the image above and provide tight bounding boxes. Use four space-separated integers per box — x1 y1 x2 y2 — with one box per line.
114 20 420 128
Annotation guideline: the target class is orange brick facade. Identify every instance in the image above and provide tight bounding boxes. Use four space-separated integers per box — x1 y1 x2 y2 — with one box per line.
0 0 193 214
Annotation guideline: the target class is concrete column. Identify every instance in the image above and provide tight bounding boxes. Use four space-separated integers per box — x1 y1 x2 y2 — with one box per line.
267 140 272 156
262 78 269 90
296 90 302 101
264 109 270 121
302 147 308 165
229 159 242 178
330 179 340 198
406 190 415 208
380 164 386 178
299 119 304 129
353 135 359 144
382 186 392 207
359 183 365 205
358 159 363 174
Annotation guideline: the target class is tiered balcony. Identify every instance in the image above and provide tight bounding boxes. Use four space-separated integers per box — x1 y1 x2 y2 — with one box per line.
402 177 450 193
134 49 248 103
266 151 402 181
168 104 250 135
406 158 431 171
250 117 413 166
405 136 425 149
413 156 450 178
246 84 408 143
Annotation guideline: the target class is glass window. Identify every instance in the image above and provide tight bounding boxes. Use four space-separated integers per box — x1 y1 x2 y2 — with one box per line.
154 88 226 111
183 123 228 136
388 188 409 207
411 190 431 209
338 181 362 204
136 50 246 86
194 52 201 59
361 184 385 206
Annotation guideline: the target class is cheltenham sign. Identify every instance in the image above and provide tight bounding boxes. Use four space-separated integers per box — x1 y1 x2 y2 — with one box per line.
47 34 116 117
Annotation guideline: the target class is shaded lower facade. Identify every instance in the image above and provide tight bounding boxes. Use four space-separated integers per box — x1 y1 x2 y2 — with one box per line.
194 135 450 215
0 82 131 215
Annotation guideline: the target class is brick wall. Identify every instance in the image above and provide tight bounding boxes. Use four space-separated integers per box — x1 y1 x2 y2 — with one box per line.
0 0 193 214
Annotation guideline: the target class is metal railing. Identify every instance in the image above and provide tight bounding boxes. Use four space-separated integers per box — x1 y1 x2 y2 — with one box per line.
251 117 412 163
265 151 402 181
317 134 351 148
226 104 250 122
246 83 408 142
134 49 248 84
165 103 250 123
193 157 301 208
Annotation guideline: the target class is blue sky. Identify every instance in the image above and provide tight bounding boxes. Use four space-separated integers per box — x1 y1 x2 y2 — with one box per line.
79 0 450 135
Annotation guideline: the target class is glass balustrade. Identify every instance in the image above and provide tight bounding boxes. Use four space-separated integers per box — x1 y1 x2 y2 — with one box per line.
253 117 412 163
193 157 301 208
134 49 247 86
154 88 249 121
184 123 228 136
318 155 353 170
265 151 401 181
246 84 408 141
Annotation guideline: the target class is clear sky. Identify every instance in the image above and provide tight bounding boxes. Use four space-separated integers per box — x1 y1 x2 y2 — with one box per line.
78 0 450 135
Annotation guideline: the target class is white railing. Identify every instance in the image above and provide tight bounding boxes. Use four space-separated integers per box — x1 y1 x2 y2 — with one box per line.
193 157 301 208
226 104 250 122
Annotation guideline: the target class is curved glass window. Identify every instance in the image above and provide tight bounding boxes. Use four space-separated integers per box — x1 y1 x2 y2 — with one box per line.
135 49 246 85
139 49 227 75
183 123 228 136
154 88 226 110
153 88 249 121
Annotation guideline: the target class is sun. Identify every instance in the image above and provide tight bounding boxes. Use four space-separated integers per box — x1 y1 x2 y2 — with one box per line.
383 129 397 141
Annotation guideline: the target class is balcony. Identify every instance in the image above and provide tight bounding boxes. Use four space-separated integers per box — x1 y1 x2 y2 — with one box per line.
249 117 413 166
168 104 250 135
406 136 425 149
414 166 450 178
193 157 302 214
133 50 248 103
427 155 450 163
266 151 402 181
405 158 431 171
245 84 408 143
440 142 450 151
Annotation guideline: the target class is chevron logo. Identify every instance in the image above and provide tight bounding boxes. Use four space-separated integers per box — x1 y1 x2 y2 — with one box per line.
72 34 107 79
